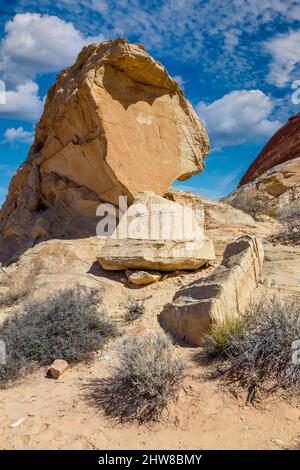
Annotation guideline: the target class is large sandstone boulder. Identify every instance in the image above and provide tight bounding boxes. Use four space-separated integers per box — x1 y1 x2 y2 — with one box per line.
159 236 264 345
97 192 215 271
239 113 300 186
0 38 209 265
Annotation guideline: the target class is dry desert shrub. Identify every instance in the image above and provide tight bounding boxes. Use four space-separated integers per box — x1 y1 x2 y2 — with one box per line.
227 191 266 217
0 287 117 388
85 331 185 423
124 298 145 323
276 199 300 234
203 297 300 400
0 290 27 308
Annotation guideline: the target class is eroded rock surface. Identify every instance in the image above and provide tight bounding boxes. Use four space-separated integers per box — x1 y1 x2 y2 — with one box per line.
159 236 264 345
222 157 300 221
0 38 209 265
97 192 215 271
165 189 280 255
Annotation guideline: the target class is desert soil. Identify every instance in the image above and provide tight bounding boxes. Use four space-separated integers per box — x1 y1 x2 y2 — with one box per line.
0 267 299 450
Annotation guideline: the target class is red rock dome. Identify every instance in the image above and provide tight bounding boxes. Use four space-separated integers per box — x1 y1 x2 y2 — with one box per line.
239 112 300 186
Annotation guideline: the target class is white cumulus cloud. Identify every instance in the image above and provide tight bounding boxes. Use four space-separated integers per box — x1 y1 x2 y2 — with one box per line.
196 90 281 147
0 81 44 122
4 126 34 145
0 13 105 86
0 13 105 123
265 30 300 87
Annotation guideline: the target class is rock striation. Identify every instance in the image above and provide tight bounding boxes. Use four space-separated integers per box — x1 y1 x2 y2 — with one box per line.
223 157 300 220
239 113 300 186
97 192 215 271
159 236 264 345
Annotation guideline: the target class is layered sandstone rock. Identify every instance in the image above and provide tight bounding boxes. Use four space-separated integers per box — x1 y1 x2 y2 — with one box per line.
98 238 215 271
239 113 300 186
262 243 300 295
222 157 300 220
165 189 280 255
0 38 209 265
159 236 264 345
97 192 215 271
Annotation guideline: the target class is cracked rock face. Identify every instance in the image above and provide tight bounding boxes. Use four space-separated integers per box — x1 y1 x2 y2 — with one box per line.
0 38 209 265
159 235 264 345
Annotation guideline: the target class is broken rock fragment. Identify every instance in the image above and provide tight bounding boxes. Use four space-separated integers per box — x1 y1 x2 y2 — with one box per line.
49 359 69 379
159 235 264 345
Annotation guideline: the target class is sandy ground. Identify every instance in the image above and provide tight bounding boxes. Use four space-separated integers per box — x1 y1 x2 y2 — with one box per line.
0 353 299 450
0 266 300 450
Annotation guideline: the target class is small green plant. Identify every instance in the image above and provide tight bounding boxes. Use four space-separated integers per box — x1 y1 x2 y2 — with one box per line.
85 332 185 423
0 287 117 388
202 316 245 359
124 298 145 323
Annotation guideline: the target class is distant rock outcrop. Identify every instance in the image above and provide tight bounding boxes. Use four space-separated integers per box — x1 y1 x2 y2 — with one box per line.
223 157 300 219
239 113 300 186
0 38 209 265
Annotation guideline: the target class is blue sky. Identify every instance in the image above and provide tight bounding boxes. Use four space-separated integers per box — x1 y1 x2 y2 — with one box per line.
1 0 300 205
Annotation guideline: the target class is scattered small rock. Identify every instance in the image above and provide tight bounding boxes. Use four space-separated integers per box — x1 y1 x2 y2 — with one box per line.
97 353 111 361
271 438 288 449
128 325 150 339
10 417 25 428
49 359 69 379
126 270 162 285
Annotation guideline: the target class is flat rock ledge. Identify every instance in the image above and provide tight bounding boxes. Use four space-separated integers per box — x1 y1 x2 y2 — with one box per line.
97 238 215 271
159 235 264 345
97 192 216 271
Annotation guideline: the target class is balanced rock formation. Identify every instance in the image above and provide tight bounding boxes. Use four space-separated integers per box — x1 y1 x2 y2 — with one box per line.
239 113 300 186
159 235 264 345
0 38 209 265
97 192 215 271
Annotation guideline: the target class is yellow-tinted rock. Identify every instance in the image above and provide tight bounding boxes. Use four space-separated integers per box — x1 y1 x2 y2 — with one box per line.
49 359 69 379
97 192 215 271
0 38 209 265
126 270 162 285
159 236 264 345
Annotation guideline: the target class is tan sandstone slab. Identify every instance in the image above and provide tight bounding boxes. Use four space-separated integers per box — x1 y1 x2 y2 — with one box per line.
98 238 215 272
159 235 264 345
97 192 215 271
